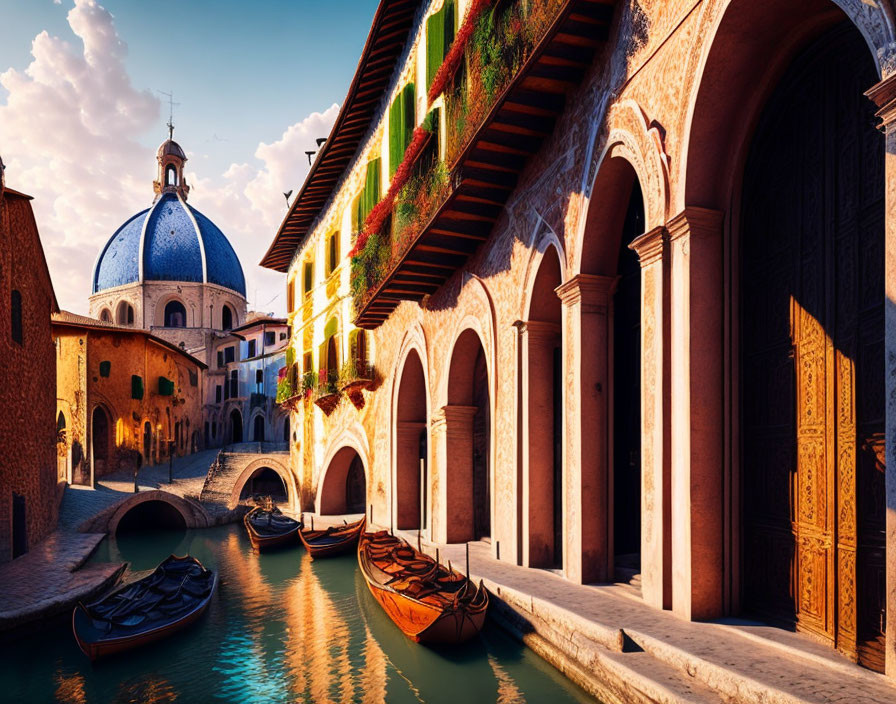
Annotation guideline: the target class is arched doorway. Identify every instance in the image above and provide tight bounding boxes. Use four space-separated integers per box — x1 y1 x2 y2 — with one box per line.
143 421 152 466
523 250 563 568
739 21 884 670
92 406 110 477
252 415 265 442
613 182 643 583
319 447 367 515
239 467 288 503
395 349 427 531
446 329 490 542
230 409 243 444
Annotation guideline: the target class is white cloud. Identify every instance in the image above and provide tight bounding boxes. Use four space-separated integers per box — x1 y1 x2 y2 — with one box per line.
0 0 338 316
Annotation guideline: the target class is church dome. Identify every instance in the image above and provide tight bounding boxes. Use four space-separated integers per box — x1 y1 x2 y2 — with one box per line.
158 138 186 160
92 192 247 296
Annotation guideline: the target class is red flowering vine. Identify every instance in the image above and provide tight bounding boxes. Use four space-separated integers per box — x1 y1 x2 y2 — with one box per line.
427 0 494 104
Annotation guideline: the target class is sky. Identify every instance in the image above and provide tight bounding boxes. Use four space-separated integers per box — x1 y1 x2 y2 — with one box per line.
0 0 379 315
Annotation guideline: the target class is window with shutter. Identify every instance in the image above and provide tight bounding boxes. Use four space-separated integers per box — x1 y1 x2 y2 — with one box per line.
216 385 222 403
224 346 235 364
217 350 224 368
426 1 455 91
99 361 111 378
303 261 314 296
131 375 144 400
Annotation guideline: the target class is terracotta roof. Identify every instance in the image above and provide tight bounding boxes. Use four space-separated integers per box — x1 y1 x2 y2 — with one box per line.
51 311 208 369
259 0 419 272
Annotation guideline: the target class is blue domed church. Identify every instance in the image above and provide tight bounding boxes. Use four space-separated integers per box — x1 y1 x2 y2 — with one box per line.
88 137 248 353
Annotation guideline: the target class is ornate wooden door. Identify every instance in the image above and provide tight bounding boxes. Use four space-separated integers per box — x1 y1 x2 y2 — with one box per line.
741 23 884 670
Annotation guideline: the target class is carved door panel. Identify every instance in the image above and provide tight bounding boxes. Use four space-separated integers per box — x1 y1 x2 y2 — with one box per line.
741 23 884 670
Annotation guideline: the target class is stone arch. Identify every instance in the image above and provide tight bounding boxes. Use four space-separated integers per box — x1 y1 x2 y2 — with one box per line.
221 303 234 330
679 0 893 214
316 442 369 516
99 307 112 323
228 456 297 510
519 242 565 568
574 100 668 276
115 299 134 325
107 490 209 534
153 293 191 328
392 345 429 532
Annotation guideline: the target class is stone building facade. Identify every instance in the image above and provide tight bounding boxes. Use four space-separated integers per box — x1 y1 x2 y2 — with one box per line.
0 164 60 562
206 314 290 447
53 312 206 485
263 0 896 675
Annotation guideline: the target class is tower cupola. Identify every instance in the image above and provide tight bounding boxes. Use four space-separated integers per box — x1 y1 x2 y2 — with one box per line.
153 129 190 201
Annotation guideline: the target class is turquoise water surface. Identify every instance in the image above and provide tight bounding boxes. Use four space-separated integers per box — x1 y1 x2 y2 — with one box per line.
1 524 594 703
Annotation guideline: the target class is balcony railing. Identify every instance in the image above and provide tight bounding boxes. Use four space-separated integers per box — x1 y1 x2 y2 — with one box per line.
351 0 613 327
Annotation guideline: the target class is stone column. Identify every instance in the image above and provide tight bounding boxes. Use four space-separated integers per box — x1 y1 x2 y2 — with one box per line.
866 74 896 677
430 405 477 544
556 274 617 584
630 226 672 610
667 207 725 620
395 420 425 530
520 320 561 567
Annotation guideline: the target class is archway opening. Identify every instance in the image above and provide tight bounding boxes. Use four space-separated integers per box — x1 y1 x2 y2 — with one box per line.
319 447 367 515
446 329 491 542
524 249 563 568
230 409 243 444
239 467 288 504
116 500 187 534
143 421 152 466
92 406 110 477
731 17 885 670
116 301 134 325
164 300 187 328
395 349 427 531
222 304 233 331
612 179 643 582
252 415 265 442
99 308 112 323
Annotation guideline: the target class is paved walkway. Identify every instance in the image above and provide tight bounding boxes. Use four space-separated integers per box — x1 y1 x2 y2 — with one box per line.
0 532 125 630
393 533 896 704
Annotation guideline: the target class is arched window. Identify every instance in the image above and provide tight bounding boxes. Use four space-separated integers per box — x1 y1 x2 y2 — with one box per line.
56 411 66 443
116 301 134 325
10 290 22 345
222 304 233 331
165 164 177 187
164 300 187 328
99 308 112 322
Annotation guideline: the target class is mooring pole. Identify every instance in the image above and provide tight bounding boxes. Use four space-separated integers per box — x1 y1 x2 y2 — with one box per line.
168 439 174 484
466 542 470 579
311 515 314 531
370 503 373 526
418 459 425 551
436 547 440 566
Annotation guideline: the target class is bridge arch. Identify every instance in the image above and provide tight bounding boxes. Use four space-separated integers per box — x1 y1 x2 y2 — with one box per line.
107 490 210 535
228 456 297 511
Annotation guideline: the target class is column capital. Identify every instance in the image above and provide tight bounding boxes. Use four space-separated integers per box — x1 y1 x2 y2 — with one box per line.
629 225 668 267
517 320 561 341
431 404 477 429
555 273 617 307
866 73 896 128
666 207 724 242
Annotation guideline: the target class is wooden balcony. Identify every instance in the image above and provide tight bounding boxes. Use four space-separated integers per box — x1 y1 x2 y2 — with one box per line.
354 0 615 328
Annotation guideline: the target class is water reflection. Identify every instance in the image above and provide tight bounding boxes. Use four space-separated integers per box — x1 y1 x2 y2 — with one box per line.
2 524 592 703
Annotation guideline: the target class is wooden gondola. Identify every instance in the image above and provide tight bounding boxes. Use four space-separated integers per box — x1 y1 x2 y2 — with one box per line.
299 516 366 558
357 530 489 644
72 554 217 662
243 504 302 551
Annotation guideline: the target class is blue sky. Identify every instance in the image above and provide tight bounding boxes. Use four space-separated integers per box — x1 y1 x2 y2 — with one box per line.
0 0 379 313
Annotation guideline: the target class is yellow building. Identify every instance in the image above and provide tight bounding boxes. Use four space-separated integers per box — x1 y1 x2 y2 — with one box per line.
53 311 206 486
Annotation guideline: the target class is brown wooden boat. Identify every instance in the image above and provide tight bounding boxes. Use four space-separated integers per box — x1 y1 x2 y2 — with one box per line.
357 530 489 644
299 516 366 558
243 505 302 551
72 554 217 661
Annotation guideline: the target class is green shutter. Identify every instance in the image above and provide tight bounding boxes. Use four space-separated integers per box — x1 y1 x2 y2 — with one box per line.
445 0 455 44
403 83 416 151
158 376 174 396
285 345 295 367
99 361 111 378
389 92 404 177
427 9 445 90
131 375 144 400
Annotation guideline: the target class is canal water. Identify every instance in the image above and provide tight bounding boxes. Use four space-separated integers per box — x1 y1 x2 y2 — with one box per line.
1 524 594 703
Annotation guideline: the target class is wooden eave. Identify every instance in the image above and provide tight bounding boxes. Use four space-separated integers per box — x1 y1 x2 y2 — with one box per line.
260 0 419 273
354 0 615 328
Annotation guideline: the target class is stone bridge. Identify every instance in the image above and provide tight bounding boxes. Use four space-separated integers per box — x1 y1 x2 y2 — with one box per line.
199 443 296 511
